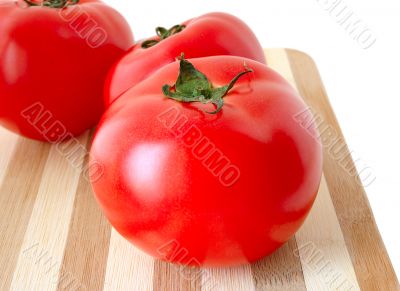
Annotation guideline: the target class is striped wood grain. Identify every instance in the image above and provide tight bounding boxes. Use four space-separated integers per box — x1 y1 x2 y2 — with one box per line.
0 138 51 291
251 238 307 291
56 131 112 291
286 48 399 291
266 49 360 291
10 132 90 291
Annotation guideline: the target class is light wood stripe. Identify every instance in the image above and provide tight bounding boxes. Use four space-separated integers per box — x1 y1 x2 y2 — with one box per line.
251 238 306 291
0 128 18 187
295 176 360 291
9 132 89 291
153 260 202 291
265 48 360 290
56 131 111 291
201 265 255 291
0 138 51 291
103 228 154 291
264 49 296 88
286 48 400 290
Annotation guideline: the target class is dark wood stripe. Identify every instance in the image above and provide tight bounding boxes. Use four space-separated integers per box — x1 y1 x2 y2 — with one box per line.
0 138 51 290
153 260 202 291
251 237 307 291
57 132 112 291
286 48 399 290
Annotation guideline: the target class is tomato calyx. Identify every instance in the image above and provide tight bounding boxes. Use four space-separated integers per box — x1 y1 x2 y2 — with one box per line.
141 25 186 49
23 0 79 8
162 54 253 114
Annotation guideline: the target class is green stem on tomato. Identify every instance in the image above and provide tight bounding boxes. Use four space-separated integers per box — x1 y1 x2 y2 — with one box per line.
162 54 253 114
23 0 79 8
141 24 186 49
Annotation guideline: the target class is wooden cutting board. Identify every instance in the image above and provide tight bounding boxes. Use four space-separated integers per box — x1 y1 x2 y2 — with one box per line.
0 49 398 291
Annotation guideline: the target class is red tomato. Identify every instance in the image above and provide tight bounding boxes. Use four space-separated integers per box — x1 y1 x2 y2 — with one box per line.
105 12 266 107
0 0 133 141
90 56 322 267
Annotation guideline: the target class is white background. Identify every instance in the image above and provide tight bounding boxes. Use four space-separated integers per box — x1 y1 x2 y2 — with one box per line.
105 0 400 277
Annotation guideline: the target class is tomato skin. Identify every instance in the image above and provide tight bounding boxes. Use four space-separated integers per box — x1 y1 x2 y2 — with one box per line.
0 0 133 141
105 12 266 107
90 56 322 267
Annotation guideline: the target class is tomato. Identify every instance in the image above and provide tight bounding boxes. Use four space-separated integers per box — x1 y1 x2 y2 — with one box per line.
90 56 322 267
105 12 266 107
0 0 133 141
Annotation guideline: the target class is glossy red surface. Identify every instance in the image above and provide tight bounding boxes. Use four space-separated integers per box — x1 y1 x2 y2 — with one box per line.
0 0 133 141
91 56 323 267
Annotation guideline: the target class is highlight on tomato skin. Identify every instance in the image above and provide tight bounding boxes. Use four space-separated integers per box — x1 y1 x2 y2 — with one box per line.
104 12 267 108
0 0 134 141
90 56 323 267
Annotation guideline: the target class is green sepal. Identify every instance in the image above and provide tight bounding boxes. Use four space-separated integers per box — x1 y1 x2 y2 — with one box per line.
23 0 79 8
162 54 253 114
142 24 186 49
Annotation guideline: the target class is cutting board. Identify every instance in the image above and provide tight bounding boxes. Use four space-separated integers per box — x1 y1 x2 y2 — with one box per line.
0 49 398 291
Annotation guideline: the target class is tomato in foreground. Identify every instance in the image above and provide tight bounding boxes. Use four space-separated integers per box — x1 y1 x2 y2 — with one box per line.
90 56 322 266
0 0 133 141
105 12 266 107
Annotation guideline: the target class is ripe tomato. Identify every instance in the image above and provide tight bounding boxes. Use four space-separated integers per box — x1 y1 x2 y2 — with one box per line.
90 56 322 266
105 12 266 107
0 0 133 141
